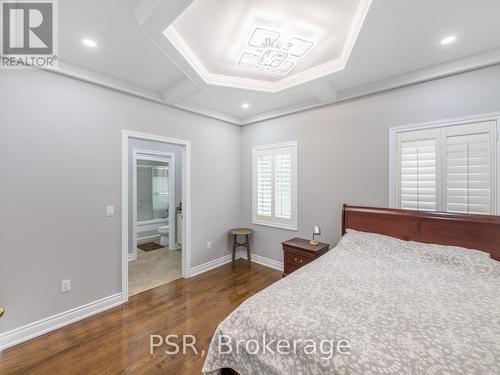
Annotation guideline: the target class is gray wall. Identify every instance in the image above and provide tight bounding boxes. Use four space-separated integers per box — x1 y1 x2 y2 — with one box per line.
2 63 500 336
240 65 500 262
128 138 183 253
0 69 241 332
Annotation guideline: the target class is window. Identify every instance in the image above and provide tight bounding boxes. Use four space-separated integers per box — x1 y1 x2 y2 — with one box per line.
253 142 297 230
392 119 498 215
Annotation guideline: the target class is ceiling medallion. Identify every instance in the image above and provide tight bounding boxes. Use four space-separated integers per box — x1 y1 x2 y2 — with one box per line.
236 27 314 76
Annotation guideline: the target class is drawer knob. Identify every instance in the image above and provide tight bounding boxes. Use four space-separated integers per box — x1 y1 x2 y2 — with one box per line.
294 257 298 262
299 259 303 263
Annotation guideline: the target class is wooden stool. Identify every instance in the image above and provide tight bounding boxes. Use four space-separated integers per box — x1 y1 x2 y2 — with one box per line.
229 228 253 267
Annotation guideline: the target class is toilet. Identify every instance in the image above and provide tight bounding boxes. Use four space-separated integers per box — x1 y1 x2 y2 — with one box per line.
158 225 169 246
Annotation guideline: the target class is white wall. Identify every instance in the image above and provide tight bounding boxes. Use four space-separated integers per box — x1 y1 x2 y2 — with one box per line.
128 138 183 253
0 69 241 333
241 64 500 262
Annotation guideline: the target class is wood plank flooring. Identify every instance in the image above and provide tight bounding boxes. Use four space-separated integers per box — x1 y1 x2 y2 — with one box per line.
0 260 281 374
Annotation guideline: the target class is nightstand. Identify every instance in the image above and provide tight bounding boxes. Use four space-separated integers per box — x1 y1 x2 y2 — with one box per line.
282 238 330 276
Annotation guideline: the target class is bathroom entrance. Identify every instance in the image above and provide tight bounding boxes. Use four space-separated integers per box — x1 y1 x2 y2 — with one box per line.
133 151 176 256
123 133 189 299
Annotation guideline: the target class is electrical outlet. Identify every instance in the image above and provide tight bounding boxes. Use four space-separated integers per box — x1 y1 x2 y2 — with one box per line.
106 205 114 217
61 279 71 293
206 241 211 250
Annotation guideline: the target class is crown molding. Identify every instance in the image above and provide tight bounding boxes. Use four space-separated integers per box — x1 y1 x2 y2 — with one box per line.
54 60 164 101
40 47 500 127
241 53 500 125
339 47 500 100
162 78 202 104
47 60 240 125
174 102 243 125
308 82 339 103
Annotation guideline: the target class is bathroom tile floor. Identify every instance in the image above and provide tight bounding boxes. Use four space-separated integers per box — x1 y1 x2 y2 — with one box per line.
128 247 181 296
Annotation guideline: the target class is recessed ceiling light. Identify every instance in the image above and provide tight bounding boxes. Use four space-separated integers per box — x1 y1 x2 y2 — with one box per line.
82 38 97 48
241 103 250 109
440 35 456 45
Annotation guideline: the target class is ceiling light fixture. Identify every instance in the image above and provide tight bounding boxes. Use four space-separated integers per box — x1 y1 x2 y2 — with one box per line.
241 103 250 109
236 27 314 76
82 38 97 48
440 35 456 45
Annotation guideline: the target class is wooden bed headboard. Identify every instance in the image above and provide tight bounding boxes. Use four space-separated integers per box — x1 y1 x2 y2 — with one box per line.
342 205 500 261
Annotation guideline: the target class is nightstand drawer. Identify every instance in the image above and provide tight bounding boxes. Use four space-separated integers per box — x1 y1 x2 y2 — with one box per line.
285 252 312 267
284 263 300 275
282 238 330 277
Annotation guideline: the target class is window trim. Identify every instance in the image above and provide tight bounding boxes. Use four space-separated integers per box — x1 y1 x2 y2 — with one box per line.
389 112 500 214
252 141 298 231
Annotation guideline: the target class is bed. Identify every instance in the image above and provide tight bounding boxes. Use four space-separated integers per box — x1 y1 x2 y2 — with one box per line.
203 205 500 375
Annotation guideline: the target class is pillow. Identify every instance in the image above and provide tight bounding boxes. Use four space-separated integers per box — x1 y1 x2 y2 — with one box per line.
338 229 414 258
341 229 497 275
342 229 491 261
407 240 490 260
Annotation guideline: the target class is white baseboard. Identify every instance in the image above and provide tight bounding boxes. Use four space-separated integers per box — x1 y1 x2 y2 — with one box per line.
238 250 284 272
0 293 122 351
189 251 284 278
128 252 137 261
1 252 282 351
189 254 233 277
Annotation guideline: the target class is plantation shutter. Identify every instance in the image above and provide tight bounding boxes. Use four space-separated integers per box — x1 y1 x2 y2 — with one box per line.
253 143 297 230
444 122 496 214
256 152 272 217
396 121 497 214
398 130 438 211
274 151 292 219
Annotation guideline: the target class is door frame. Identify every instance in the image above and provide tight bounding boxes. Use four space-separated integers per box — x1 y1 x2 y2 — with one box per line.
122 130 191 303
132 149 176 261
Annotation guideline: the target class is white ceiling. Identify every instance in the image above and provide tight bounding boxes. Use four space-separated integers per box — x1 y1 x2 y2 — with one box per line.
60 0 184 92
56 0 500 125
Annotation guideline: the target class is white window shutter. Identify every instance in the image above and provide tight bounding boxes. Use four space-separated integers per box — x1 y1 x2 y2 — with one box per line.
395 120 497 215
398 129 439 211
253 142 297 230
256 152 272 217
444 122 496 215
275 151 292 219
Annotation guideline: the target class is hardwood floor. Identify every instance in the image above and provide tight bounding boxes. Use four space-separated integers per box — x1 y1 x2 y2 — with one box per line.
0 260 281 374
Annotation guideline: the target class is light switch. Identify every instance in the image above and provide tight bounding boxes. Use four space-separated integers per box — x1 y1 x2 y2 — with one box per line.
106 205 114 216
61 279 71 293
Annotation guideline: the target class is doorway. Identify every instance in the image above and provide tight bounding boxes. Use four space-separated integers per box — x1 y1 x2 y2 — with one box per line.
122 131 191 302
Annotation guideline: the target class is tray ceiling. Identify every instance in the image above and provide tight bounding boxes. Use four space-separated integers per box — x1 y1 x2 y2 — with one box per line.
163 0 370 92
53 0 500 125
